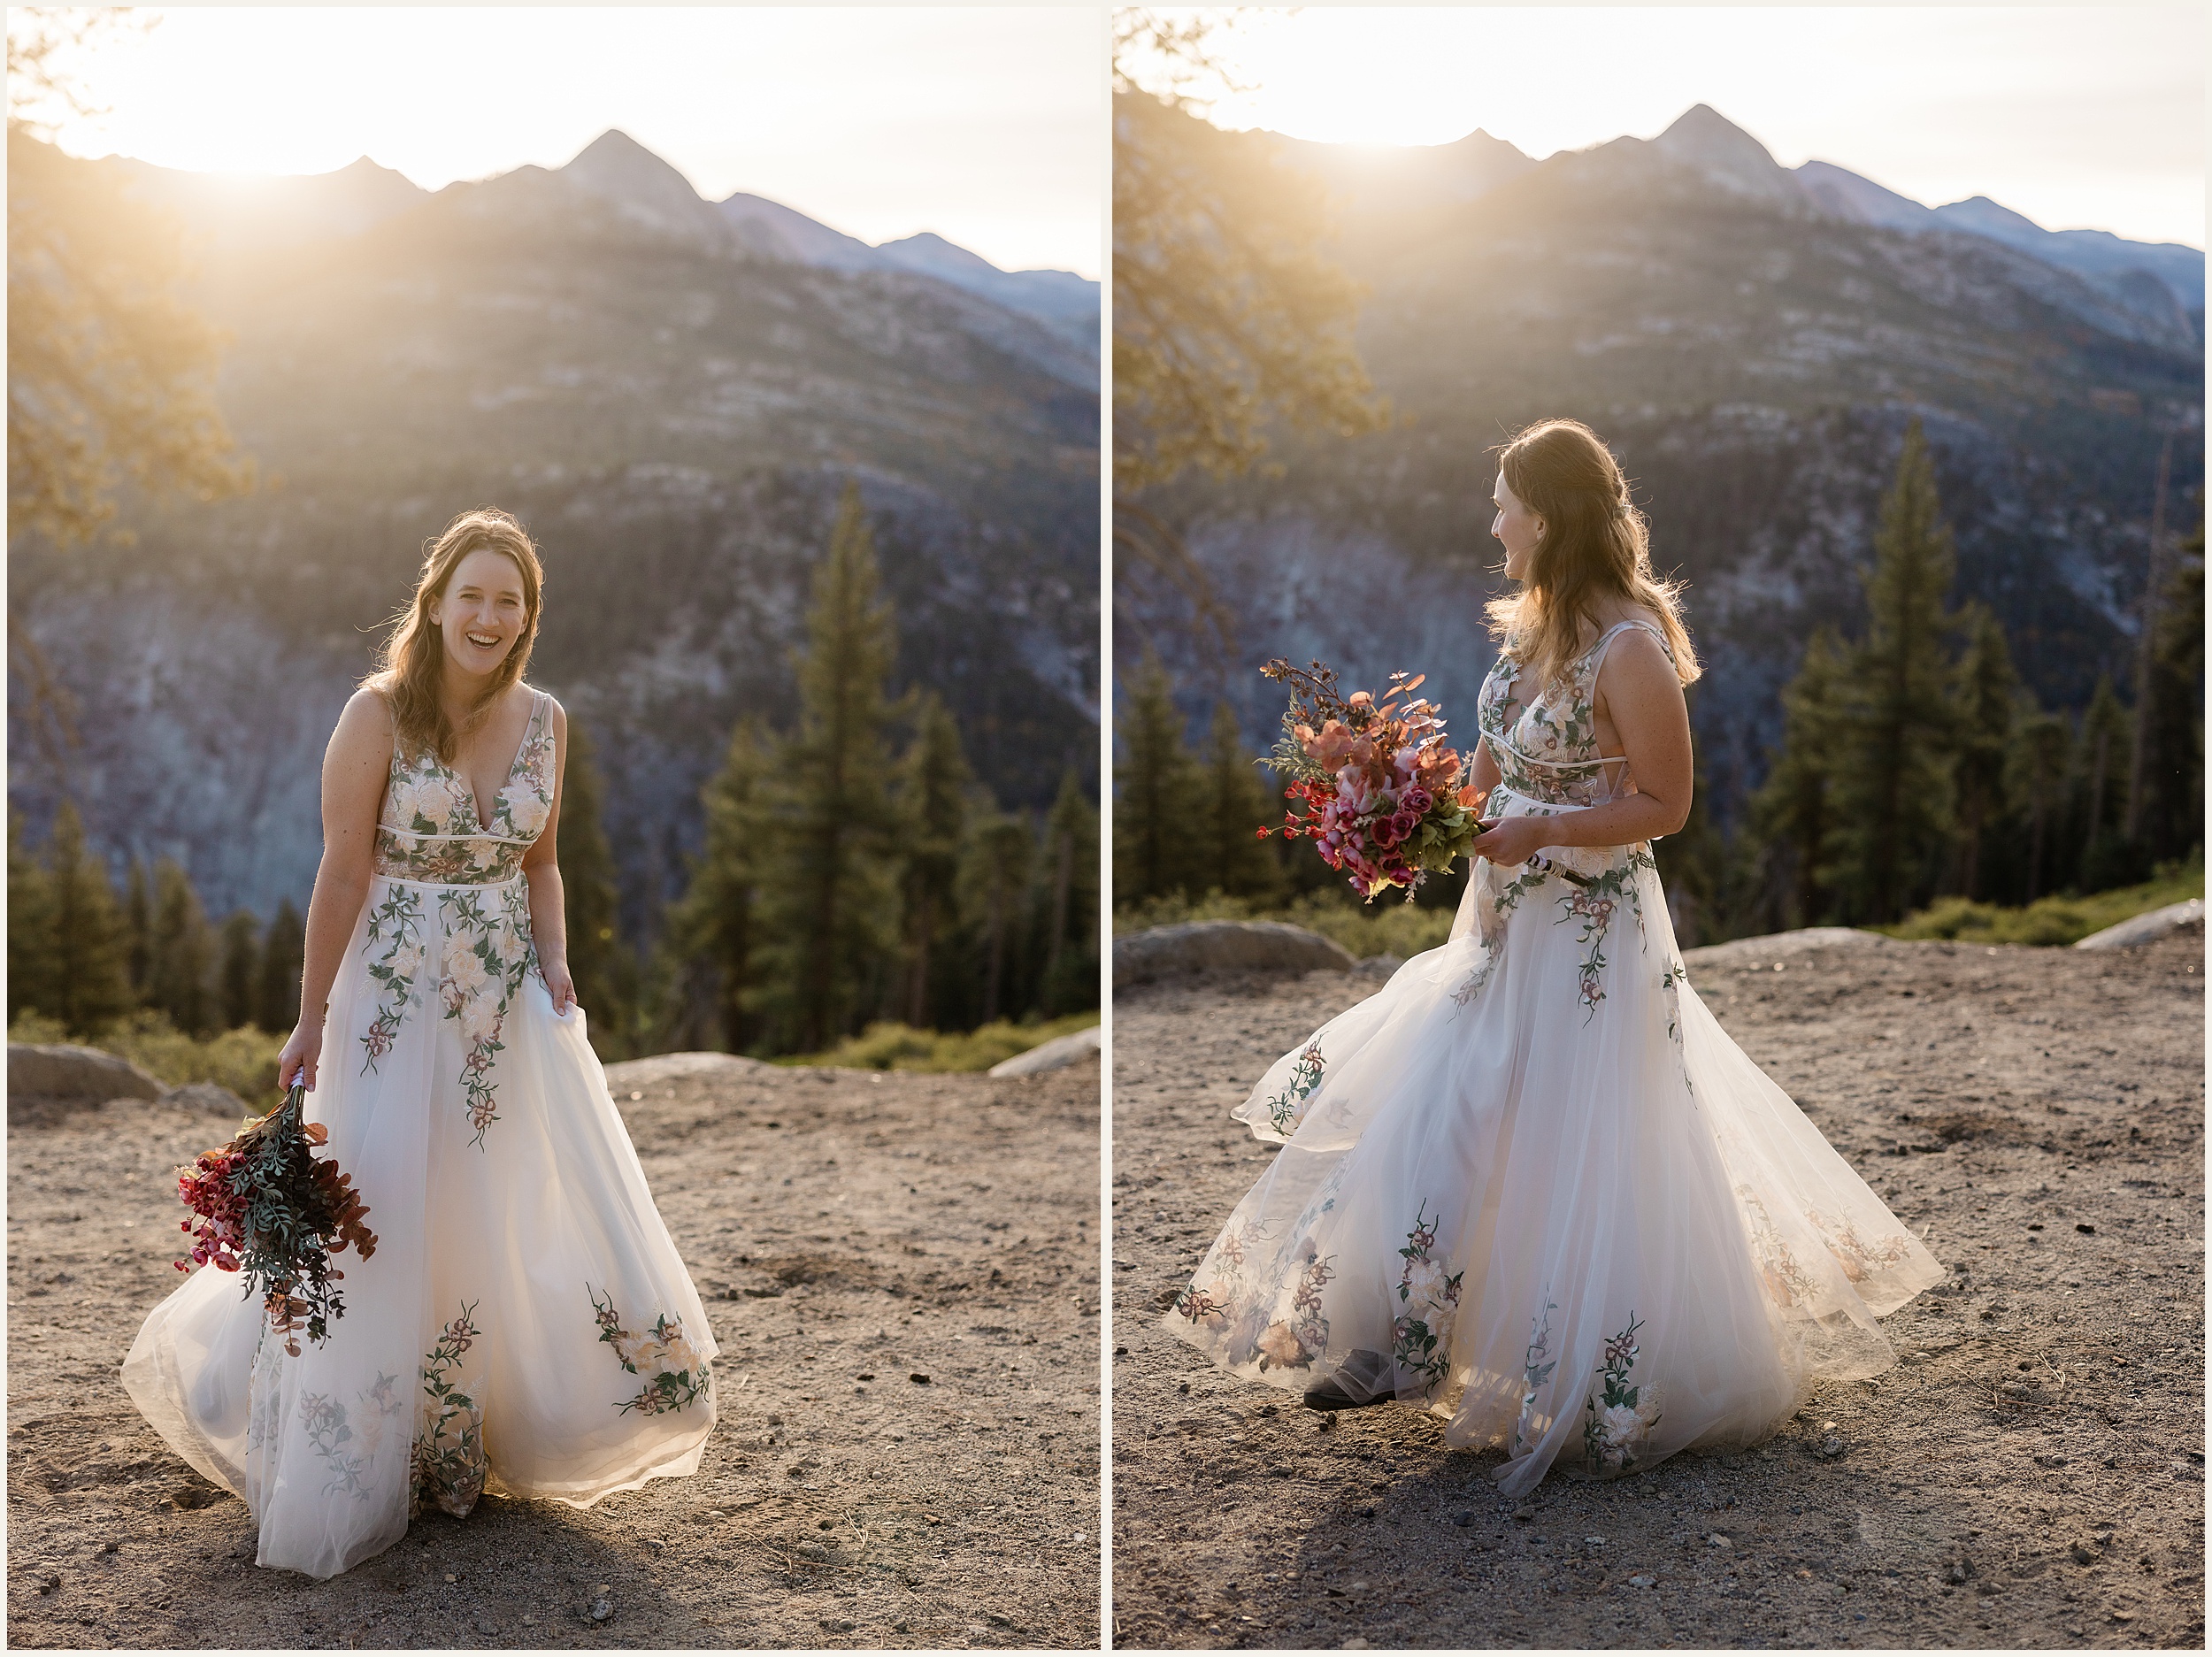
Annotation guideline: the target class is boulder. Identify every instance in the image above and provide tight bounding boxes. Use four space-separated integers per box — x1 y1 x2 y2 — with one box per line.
158 1081 254 1117
7 1042 163 1102
1113 921 1356 988
603 1051 774 1096
1682 926 1888 970
2073 898 2204 950
987 1025 1101 1079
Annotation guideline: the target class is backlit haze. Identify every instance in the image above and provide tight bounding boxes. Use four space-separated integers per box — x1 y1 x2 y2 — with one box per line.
1129 5 2205 249
20 5 1104 278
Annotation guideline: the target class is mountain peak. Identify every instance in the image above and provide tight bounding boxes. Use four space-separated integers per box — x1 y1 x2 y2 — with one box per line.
1654 104 1776 171
561 129 703 206
557 128 722 242
1647 103 1801 207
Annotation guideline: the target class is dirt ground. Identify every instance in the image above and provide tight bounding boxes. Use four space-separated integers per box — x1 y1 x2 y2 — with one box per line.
1110 931 2205 1651
7 1055 1102 1650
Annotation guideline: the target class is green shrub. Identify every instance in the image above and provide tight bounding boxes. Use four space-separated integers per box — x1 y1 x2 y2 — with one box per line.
781 1012 1100 1073
1879 858 2204 947
10 1008 284 1109
1113 889 1455 960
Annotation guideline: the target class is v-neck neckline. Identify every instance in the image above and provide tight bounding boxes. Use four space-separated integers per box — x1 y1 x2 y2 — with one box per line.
449 692 540 836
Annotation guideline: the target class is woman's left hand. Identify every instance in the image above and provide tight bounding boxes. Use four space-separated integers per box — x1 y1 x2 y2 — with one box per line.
1473 815 1555 870
542 960 578 1016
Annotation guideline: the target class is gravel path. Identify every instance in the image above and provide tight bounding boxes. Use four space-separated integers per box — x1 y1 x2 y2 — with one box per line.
9 1059 1102 1649
1110 932 2204 1650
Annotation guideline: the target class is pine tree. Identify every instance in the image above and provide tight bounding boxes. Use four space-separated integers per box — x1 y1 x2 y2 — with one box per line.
2140 525 2205 864
1196 701 1283 901
2008 706 2072 902
1950 603 2018 901
26 803 135 1037
147 857 216 1037
670 718 774 1053
558 715 636 1051
896 694 972 1029
125 859 152 999
959 812 1037 1025
1749 626 1847 929
257 898 305 1035
1113 650 1201 904
8 808 54 1026
2076 674 2136 890
751 485 901 1054
1040 767 1102 1016
218 910 259 1032
1832 421 1961 923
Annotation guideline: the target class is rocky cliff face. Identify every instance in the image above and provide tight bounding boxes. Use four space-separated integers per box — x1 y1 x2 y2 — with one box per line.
1120 103 2202 825
10 133 1100 930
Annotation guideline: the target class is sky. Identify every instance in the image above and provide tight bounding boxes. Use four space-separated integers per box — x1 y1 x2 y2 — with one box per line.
1129 5 2206 249
22 6 1105 278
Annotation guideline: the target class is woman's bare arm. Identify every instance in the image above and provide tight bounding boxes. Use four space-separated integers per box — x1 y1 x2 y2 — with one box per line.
278 689 395 1090
521 698 573 1014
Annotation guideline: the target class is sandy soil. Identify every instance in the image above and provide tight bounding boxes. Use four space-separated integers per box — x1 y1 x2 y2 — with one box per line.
8 1057 1102 1650
1110 932 2204 1650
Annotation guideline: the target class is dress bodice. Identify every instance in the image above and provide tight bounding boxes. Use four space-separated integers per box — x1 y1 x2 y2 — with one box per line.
1476 619 1672 809
373 691 557 884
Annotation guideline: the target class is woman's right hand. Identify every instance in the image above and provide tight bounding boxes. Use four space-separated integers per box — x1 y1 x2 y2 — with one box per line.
278 1021 323 1093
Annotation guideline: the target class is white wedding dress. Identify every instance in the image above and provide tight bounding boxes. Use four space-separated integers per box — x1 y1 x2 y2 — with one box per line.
1169 622 1941 1493
126 690 718 1577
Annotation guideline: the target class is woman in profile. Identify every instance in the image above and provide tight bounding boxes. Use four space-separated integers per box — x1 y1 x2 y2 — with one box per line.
126 509 718 1577
1170 419 1939 1492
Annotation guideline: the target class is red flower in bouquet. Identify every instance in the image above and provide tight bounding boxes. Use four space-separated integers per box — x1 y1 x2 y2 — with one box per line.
175 1084 379 1354
1256 659 1489 901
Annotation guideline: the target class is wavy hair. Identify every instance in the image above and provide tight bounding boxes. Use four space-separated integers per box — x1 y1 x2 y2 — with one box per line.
368 508 544 762
1484 418 1699 691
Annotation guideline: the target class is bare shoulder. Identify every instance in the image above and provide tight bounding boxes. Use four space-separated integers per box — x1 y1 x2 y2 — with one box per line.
324 687 396 794
332 686 396 751
1595 623 1684 704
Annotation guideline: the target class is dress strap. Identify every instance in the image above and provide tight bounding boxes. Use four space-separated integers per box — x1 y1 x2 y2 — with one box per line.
1586 618 1672 681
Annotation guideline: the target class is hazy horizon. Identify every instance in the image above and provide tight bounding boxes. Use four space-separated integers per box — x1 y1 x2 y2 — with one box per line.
1127 5 2205 250
19 6 1105 280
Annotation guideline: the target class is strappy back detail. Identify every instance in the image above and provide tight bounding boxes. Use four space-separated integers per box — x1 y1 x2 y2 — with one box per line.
1477 619 1673 809
373 689 557 885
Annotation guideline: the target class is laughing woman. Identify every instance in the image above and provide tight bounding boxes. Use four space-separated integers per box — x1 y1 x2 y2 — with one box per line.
1168 419 1942 1494
126 509 718 1578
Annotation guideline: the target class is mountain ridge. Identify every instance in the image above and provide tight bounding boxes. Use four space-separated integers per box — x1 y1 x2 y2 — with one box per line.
1257 103 2201 331
119 127 1099 351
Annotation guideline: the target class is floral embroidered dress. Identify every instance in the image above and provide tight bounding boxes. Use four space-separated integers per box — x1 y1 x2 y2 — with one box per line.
1168 620 1941 1493
125 689 718 1578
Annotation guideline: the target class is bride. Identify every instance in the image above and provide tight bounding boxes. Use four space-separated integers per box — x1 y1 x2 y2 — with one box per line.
1168 418 1941 1493
126 509 718 1577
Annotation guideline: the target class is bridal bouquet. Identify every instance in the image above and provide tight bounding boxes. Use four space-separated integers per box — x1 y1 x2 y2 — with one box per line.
176 1083 379 1355
1256 658 1486 901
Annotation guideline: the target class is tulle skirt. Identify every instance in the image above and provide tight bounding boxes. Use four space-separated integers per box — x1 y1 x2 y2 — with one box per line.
124 872 718 1578
1166 828 1941 1496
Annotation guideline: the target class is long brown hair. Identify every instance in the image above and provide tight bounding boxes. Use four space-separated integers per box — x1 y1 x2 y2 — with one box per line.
1484 418 1700 690
369 508 544 761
